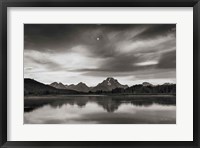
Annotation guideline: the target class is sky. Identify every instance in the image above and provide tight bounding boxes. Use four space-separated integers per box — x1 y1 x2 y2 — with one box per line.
24 24 176 86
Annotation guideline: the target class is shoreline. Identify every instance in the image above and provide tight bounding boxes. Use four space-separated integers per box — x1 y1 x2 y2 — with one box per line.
24 94 176 99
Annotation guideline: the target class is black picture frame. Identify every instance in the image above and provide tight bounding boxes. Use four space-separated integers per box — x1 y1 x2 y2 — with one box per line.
0 0 199 147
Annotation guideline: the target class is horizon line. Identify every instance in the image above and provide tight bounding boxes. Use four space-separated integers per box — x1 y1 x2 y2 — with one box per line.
24 77 176 87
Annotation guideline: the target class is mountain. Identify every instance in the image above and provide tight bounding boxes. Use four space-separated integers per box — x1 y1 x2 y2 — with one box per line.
91 77 128 92
25 78 176 95
163 83 174 86
142 82 153 86
67 84 75 89
50 82 66 89
66 82 90 92
24 78 79 95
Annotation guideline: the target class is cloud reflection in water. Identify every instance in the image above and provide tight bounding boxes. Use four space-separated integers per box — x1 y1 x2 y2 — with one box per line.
24 96 176 124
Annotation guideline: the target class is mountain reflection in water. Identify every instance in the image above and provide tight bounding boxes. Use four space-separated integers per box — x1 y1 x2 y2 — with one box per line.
24 95 176 124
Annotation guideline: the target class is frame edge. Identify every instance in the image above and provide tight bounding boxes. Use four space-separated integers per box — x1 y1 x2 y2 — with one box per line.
1 0 200 148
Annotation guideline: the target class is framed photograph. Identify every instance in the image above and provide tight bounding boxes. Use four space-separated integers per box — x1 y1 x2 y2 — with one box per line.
0 0 199 147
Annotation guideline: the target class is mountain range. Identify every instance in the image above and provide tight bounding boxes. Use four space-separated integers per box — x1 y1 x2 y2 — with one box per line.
50 77 128 92
50 82 66 89
91 77 128 92
24 78 79 95
50 82 90 92
24 77 176 95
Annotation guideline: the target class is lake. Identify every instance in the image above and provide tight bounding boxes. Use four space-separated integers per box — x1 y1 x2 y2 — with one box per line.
24 95 176 124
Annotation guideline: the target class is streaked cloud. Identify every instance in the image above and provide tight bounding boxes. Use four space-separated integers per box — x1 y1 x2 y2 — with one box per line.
24 24 176 86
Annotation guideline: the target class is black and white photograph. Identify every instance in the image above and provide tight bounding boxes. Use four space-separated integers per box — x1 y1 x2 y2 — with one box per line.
24 24 176 124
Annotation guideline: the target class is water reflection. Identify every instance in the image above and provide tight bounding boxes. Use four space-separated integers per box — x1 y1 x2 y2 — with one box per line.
24 95 176 124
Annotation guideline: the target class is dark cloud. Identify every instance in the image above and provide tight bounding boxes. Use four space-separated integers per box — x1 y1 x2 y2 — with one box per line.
25 24 141 52
24 24 176 84
24 24 175 50
133 24 176 41
25 24 84 52
157 50 176 69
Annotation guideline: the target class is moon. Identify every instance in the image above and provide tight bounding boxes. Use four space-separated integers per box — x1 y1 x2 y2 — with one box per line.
96 37 100 41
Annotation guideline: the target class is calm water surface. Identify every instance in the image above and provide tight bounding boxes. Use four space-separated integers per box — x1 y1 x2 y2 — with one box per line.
24 95 176 124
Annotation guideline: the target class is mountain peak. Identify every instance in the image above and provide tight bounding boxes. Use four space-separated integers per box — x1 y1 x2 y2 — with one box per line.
142 82 152 86
106 77 115 81
51 82 58 85
105 77 115 86
66 82 89 92
91 77 128 92
50 82 66 89
78 82 85 85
